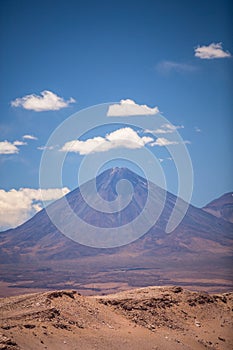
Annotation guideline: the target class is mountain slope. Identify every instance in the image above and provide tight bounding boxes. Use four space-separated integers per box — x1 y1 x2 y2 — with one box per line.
0 168 232 295
203 192 233 223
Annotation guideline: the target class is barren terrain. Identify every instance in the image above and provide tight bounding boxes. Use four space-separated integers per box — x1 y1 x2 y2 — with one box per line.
0 286 232 350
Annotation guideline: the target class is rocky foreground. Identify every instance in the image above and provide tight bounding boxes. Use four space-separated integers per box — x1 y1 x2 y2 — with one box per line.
0 286 232 350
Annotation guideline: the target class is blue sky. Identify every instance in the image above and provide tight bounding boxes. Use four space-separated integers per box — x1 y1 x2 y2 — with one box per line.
0 0 232 230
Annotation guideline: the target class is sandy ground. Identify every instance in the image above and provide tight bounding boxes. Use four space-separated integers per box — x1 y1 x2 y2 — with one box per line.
0 286 232 350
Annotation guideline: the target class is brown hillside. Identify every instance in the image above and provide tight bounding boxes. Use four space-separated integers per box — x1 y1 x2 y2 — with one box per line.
0 286 232 349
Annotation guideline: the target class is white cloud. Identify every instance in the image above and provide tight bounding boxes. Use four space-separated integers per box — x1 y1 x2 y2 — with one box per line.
145 123 184 135
32 203 43 212
158 157 173 162
23 134 38 140
157 60 196 73
107 99 159 116
0 141 19 154
60 127 153 155
0 187 70 230
13 140 27 146
150 138 179 147
37 145 54 151
194 126 202 132
0 139 27 154
11 90 76 112
194 43 231 59
150 137 190 147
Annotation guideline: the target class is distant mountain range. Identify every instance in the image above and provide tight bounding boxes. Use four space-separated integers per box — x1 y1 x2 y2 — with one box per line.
0 168 232 295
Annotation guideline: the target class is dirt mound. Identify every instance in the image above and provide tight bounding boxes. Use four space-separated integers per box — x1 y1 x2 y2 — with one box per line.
97 286 233 348
0 287 232 349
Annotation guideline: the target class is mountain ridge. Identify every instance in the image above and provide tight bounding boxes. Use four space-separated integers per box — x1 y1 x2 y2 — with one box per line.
203 192 233 223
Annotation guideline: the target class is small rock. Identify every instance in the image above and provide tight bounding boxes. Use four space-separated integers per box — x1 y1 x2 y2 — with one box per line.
195 321 201 327
171 286 183 293
23 324 36 329
218 337 226 342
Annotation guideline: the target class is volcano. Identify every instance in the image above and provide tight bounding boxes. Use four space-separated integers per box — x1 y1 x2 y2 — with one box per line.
0 168 232 296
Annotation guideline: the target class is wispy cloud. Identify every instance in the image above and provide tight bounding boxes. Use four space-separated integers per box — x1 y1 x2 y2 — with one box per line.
23 134 38 140
150 138 179 147
0 187 70 230
145 123 184 135
158 157 173 162
156 60 196 74
150 138 190 147
194 43 231 59
194 126 202 133
60 127 153 155
13 140 27 146
0 140 26 154
107 99 159 117
37 145 55 151
11 90 76 112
